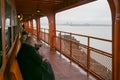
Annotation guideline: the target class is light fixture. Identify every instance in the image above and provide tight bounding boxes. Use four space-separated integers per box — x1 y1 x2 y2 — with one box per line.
17 15 21 18
36 9 40 13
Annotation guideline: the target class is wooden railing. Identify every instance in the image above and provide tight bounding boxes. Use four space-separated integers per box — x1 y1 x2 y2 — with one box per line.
35 28 112 80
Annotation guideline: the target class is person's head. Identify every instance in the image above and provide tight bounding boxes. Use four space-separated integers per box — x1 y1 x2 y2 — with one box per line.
22 31 28 35
22 24 25 29
25 36 37 47
20 31 28 43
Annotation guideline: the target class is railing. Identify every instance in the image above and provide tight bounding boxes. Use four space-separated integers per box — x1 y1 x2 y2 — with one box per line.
40 28 49 44
39 28 112 80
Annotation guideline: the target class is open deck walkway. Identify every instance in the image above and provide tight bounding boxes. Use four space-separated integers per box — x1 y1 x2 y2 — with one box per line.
38 44 96 80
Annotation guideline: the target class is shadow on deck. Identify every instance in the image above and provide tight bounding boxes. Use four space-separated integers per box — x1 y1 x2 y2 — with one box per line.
38 44 96 80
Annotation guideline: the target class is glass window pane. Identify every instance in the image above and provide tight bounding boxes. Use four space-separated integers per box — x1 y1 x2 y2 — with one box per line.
5 0 12 53
0 0 3 69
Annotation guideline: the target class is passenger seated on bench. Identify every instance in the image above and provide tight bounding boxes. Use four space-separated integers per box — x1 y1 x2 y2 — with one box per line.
17 36 54 80
20 31 28 43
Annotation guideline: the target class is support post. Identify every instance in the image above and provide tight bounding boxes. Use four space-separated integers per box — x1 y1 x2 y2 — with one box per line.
36 18 41 40
30 19 33 35
113 0 120 80
47 12 56 49
24 21 29 32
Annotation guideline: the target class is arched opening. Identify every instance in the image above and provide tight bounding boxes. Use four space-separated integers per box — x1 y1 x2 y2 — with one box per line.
56 0 113 79
40 17 49 43
56 0 112 39
28 21 30 28
40 17 49 29
33 19 36 30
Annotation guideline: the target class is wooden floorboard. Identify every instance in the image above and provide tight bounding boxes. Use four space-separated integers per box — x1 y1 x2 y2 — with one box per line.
38 45 96 80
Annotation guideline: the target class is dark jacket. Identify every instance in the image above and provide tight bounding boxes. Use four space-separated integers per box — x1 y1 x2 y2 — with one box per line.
17 43 55 80
17 43 43 80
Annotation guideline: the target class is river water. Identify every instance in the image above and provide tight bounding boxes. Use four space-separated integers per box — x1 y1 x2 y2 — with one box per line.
56 25 112 53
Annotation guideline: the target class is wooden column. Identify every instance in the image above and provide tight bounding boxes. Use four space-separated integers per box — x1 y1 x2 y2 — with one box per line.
36 18 41 40
23 22 26 29
113 0 120 80
0 0 6 79
24 21 29 31
30 19 33 35
28 21 30 32
47 12 56 49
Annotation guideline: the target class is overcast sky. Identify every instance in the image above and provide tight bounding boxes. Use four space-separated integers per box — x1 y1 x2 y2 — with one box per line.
41 0 111 25
56 0 111 25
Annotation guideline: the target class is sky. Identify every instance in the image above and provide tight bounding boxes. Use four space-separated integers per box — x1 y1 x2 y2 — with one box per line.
41 0 112 25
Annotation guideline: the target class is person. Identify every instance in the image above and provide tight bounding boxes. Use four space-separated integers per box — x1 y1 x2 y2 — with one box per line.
20 24 29 43
20 31 28 43
17 36 55 80
21 24 26 32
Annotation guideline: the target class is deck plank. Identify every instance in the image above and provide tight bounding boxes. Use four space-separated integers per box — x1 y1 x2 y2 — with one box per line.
38 45 96 80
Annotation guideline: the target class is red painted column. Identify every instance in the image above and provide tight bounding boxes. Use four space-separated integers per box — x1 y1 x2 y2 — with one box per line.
36 18 41 40
30 19 33 35
28 21 30 32
27 21 29 31
47 12 56 49
1 0 7 75
113 0 120 80
24 21 29 32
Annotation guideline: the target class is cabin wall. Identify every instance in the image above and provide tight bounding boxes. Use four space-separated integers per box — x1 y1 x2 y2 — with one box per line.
4 33 23 80
0 0 20 79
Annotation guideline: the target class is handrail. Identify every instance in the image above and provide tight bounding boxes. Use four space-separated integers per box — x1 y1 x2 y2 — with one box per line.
56 29 112 42
36 28 112 80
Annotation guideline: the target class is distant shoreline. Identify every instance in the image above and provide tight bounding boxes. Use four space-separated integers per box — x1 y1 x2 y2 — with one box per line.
56 24 111 26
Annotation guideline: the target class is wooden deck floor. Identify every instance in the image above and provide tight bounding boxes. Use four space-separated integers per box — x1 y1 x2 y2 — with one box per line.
38 45 96 80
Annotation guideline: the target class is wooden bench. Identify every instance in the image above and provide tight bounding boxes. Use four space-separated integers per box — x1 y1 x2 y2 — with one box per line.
5 34 23 80
10 60 23 80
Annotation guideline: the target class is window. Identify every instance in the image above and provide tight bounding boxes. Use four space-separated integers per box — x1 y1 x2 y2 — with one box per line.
33 19 36 29
0 0 3 69
5 0 12 53
40 17 49 29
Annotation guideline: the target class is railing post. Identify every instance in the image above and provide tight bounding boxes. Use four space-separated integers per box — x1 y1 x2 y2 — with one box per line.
40 28 41 40
44 28 45 42
60 31 62 56
47 29 48 44
40 28 42 39
43 28 45 47
70 33 72 63
87 37 90 76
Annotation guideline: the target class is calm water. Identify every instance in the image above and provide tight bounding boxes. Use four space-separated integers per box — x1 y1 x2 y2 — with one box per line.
56 25 112 40
56 25 112 53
